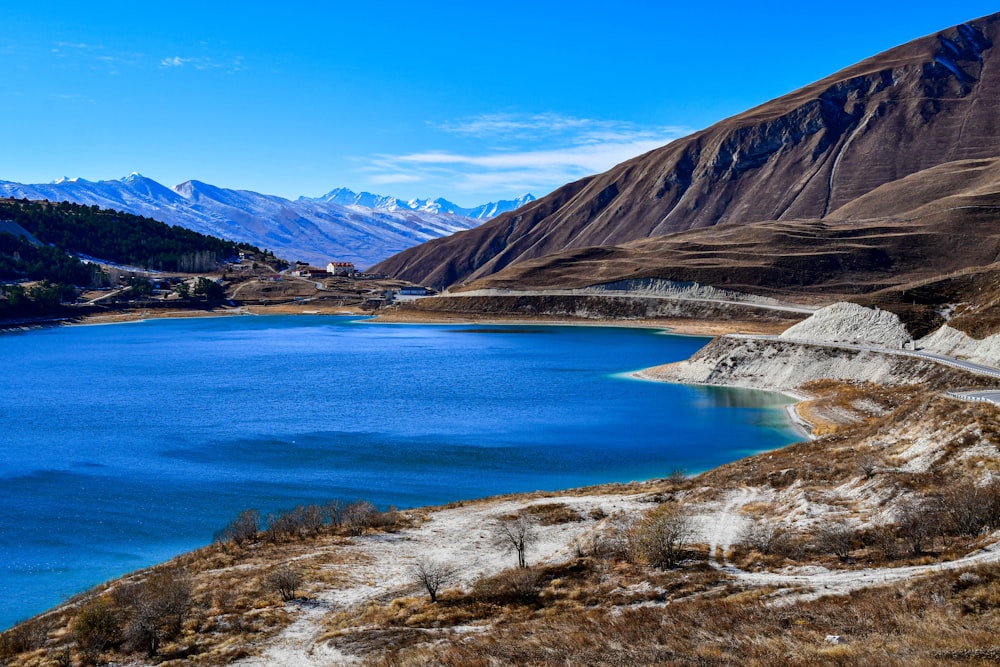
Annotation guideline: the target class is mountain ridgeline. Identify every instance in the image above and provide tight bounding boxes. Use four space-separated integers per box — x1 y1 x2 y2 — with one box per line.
372 14 1000 299
0 176 533 268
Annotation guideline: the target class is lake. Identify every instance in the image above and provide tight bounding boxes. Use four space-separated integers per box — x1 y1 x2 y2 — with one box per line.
0 315 798 629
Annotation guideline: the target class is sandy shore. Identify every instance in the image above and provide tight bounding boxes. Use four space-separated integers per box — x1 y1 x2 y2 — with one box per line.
40 301 788 337
370 307 789 336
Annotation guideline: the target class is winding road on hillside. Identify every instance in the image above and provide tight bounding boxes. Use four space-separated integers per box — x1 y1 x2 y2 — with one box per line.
446 288 819 315
730 333 1000 384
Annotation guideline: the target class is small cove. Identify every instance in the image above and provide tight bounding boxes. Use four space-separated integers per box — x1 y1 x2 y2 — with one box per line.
0 315 799 629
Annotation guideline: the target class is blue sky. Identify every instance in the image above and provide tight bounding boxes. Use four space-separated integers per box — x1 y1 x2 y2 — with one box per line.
2 2 998 205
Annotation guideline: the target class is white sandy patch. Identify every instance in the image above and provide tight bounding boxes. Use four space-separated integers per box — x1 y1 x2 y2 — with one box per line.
233 494 651 667
231 483 1000 665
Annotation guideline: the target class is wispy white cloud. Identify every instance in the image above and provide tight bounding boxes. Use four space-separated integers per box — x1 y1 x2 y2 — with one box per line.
363 113 689 199
160 56 193 68
47 41 144 75
159 55 248 73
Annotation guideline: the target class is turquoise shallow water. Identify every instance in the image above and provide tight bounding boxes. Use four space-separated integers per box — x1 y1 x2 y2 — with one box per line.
0 315 798 629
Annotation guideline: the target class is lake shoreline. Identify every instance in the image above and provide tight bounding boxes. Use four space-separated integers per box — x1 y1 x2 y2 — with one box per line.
2 316 804 631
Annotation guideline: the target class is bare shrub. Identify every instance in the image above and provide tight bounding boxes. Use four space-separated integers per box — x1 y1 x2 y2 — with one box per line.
300 504 326 536
735 517 787 555
523 502 584 525
937 481 999 537
631 503 694 569
492 514 539 568
215 508 260 546
326 499 345 527
268 564 304 602
471 567 541 605
858 455 879 480
73 597 123 658
896 497 937 556
343 500 379 536
816 521 856 562
0 619 50 660
116 569 192 657
864 523 901 561
264 510 298 543
588 511 634 564
410 557 457 603
367 505 405 532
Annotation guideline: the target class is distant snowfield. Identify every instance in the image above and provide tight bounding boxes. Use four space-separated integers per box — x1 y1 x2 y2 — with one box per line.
0 175 534 268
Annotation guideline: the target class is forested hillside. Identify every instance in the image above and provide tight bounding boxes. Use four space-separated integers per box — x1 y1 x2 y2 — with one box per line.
0 199 259 274
0 199 265 320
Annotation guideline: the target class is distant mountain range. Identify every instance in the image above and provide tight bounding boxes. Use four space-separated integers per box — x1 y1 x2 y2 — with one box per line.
311 188 535 221
0 175 534 268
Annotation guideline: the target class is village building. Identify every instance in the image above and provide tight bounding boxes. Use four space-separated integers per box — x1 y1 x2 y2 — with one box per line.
327 261 357 276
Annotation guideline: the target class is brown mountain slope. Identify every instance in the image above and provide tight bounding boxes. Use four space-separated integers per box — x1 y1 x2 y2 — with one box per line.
373 13 1000 290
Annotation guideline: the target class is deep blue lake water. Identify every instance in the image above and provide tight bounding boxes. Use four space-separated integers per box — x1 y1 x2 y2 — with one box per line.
0 315 798 629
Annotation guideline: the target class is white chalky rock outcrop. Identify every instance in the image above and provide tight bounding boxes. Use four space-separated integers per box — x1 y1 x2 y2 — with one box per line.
918 325 1000 368
779 302 911 349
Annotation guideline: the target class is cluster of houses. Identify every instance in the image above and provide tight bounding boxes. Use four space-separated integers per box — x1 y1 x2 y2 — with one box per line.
290 261 391 280
292 261 358 278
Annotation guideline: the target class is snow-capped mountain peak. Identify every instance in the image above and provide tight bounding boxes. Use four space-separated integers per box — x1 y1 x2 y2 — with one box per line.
306 187 534 220
0 175 533 268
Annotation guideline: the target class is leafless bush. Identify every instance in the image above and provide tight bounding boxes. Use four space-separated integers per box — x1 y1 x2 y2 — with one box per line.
896 497 937 556
343 500 379 536
631 503 694 569
326 499 345 527
588 511 635 563
367 505 404 532
268 564 304 602
215 508 260 546
864 522 901 561
735 517 787 555
264 510 298 543
410 557 457 603
815 520 856 562
937 480 1000 537
263 504 327 542
115 569 192 657
492 514 539 568
0 618 50 661
471 567 541 605
298 504 326 536
73 597 123 658
858 455 879 480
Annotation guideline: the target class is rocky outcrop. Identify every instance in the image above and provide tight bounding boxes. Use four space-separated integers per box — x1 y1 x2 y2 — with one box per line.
779 302 912 348
642 336 979 394
374 14 1000 290
919 325 1000 367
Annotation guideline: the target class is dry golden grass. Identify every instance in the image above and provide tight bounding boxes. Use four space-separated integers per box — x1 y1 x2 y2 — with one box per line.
0 519 411 667
367 563 1000 666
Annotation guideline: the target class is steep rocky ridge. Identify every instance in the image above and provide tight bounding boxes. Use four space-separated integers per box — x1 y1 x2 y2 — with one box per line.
374 14 1000 291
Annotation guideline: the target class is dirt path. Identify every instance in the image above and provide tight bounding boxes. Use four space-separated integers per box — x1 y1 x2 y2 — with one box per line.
231 487 1000 665
694 487 1000 603
233 494 649 666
